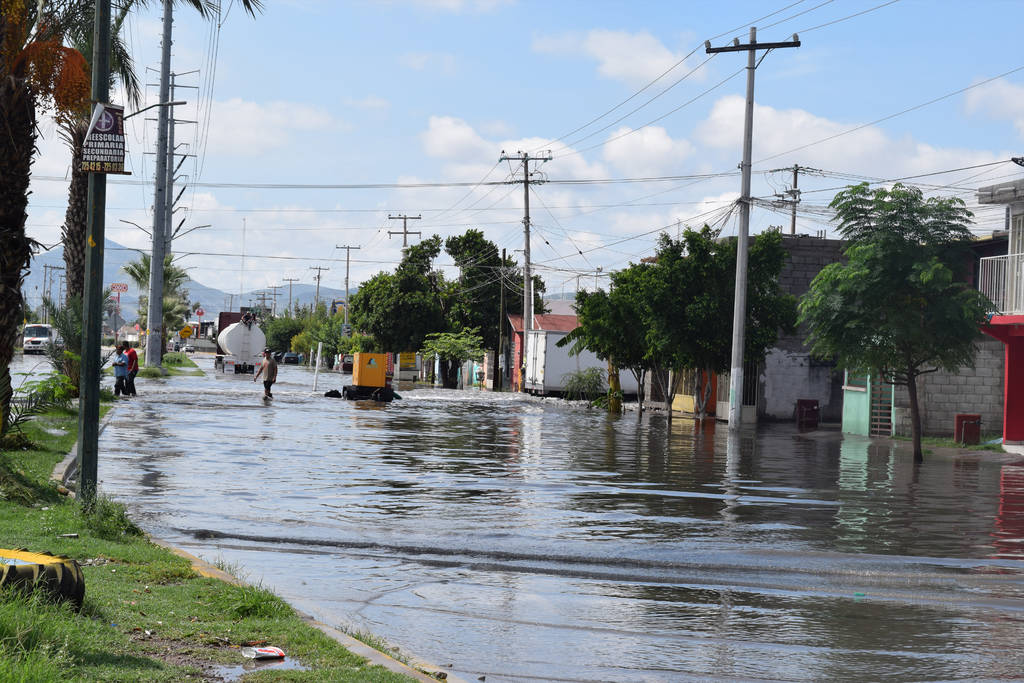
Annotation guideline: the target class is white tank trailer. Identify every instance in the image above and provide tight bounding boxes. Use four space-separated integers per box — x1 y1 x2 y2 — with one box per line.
217 321 266 374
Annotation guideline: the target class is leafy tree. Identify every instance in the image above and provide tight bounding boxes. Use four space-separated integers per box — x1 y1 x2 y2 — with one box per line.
349 236 450 351
444 229 545 350
337 332 378 354
421 328 485 389
264 316 304 353
799 183 992 462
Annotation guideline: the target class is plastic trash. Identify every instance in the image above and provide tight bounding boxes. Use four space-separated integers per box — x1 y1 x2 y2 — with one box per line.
241 646 285 659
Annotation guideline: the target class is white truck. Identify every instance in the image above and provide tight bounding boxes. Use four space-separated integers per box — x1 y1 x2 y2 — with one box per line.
216 319 266 374
22 324 61 355
523 329 638 396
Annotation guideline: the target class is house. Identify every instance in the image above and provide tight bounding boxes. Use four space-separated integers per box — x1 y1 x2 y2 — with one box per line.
978 178 1024 445
505 300 639 396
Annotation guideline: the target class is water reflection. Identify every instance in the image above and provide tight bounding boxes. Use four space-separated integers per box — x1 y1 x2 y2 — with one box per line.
97 359 1024 681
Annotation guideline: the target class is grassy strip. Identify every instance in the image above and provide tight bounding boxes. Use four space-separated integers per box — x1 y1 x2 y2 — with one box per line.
0 409 416 682
105 351 204 378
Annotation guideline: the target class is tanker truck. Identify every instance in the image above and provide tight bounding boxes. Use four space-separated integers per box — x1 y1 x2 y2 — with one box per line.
215 311 265 374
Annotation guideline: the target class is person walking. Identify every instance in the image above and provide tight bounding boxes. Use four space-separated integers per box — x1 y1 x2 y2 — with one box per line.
113 344 129 397
253 348 278 399
124 341 139 396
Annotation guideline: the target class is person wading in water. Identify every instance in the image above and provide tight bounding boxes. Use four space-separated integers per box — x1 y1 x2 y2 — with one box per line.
253 348 278 399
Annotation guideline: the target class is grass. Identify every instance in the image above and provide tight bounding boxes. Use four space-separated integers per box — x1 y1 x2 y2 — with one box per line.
0 408 417 682
893 433 1005 452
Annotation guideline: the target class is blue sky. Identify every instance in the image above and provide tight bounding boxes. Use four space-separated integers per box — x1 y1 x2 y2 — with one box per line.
25 0 1024 301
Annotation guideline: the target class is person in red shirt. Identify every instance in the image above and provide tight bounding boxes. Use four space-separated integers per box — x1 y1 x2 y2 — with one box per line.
124 342 139 396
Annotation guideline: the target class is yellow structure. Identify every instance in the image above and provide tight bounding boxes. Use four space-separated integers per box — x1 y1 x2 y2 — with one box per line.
353 353 387 388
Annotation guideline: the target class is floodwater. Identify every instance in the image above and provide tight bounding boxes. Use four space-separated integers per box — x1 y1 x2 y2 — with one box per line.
97 357 1024 682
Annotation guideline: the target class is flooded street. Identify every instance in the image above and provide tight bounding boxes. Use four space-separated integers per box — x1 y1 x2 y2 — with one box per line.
97 357 1024 682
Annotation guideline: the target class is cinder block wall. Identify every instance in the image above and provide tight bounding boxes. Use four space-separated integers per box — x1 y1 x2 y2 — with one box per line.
893 337 1004 438
759 236 846 421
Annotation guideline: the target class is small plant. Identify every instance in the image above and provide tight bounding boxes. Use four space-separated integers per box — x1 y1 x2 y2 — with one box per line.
4 373 75 437
216 582 291 620
82 497 143 540
562 367 605 401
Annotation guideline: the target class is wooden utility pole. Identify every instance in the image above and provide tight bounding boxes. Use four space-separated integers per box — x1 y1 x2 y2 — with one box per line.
267 285 282 316
706 27 800 429
335 245 360 325
499 149 552 392
387 214 421 247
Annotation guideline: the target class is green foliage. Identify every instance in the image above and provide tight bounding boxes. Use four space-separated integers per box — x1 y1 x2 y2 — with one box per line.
160 351 195 367
420 328 485 363
4 372 75 436
264 315 304 352
562 367 605 401
338 331 378 353
800 183 991 461
82 496 143 540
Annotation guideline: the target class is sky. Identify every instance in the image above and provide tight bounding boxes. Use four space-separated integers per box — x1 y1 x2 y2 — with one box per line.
24 0 1024 305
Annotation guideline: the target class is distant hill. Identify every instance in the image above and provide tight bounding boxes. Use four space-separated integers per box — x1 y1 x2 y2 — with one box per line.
24 239 352 322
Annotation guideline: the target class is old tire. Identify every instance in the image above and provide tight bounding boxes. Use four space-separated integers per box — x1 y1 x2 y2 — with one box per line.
0 548 84 609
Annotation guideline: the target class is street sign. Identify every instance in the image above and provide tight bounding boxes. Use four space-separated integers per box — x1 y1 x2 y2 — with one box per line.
81 103 128 174
110 282 128 292
179 326 193 339
195 308 205 317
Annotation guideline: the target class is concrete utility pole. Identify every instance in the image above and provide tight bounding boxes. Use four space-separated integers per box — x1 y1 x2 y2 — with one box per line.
310 266 329 311
78 0 111 506
706 27 799 429
145 0 174 368
499 150 552 392
282 277 299 315
387 214 421 247
267 285 282 316
335 245 360 325
497 247 506 391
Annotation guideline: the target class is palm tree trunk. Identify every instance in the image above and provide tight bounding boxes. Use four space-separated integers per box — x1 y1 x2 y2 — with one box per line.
0 73 38 434
61 120 88 302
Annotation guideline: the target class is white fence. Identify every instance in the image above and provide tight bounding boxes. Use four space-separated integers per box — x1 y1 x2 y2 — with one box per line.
979 253 1024 315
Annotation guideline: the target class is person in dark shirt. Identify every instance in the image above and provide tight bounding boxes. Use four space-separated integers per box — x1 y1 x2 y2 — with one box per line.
253 348 278 398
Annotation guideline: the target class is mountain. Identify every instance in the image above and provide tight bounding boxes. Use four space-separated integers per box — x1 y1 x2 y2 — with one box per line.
24 239 353 322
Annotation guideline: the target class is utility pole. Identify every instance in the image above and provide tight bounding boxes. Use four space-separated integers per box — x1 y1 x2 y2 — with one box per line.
387 214 421 247
499 149 552 392
335 245 360 325
282 277 299 315
78 0 112 507
497 248 506 391
706 27 799 429
145 0 174 368
310 266 329 311
267 285 282 316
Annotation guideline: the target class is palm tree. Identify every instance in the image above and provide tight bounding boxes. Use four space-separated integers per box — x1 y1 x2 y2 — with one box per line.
61 3 142 301
0 1 93 434
122 253 189 358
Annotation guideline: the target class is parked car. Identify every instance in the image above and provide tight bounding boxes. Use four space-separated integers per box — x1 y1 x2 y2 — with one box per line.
184 344 195 353
272 351 285 362
282 352 299 365
341 354 353 373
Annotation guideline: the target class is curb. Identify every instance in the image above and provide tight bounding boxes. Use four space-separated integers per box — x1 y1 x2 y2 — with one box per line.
50 406 118 491
51 407 466 683
150 538 463 683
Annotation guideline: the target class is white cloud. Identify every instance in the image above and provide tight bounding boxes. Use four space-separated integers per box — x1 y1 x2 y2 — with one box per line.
602 125 694 176
346 95 390 110
965 78 1024 138
398 52 457 75
204 98 340 157
695 95 1003 178
421 116 493 160
532 29 702 87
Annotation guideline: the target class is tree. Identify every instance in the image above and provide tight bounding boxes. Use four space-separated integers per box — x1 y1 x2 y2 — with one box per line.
122 253 189 357
60 3 141 301
799 183 992 462
264 316 304 353
349 237 450 351
0 1 93 435
444 229 545 350
421 328 485 389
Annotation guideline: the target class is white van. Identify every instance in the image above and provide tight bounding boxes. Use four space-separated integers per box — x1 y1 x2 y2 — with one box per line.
22 324 60 355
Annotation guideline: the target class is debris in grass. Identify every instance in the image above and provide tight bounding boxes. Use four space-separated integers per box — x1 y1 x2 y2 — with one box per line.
241 646 285 659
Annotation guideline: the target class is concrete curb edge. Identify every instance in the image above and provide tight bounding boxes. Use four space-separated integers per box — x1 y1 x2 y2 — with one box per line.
149 538 462 683
50 405 118 490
